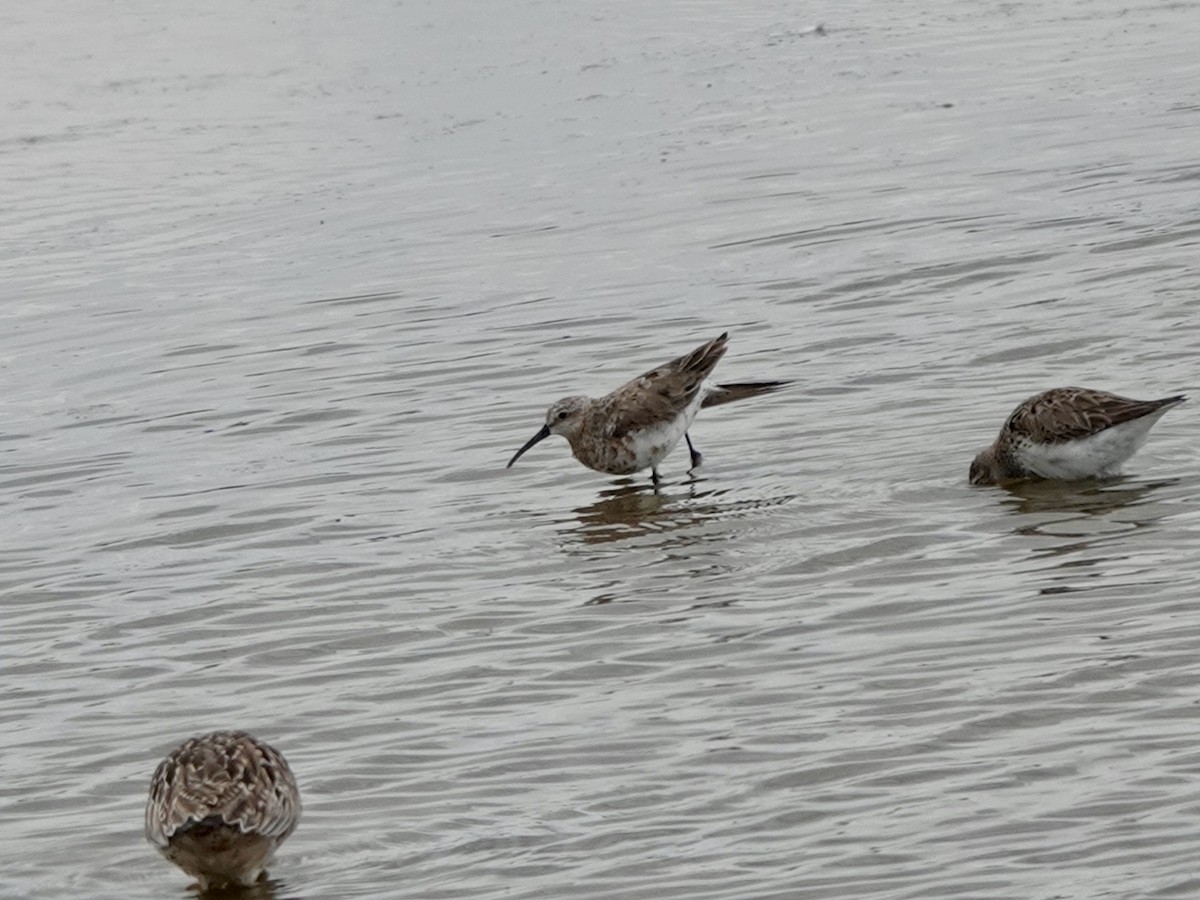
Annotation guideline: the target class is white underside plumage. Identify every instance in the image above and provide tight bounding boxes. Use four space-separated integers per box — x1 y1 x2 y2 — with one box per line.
624 386 709 472
1016 410 1172 479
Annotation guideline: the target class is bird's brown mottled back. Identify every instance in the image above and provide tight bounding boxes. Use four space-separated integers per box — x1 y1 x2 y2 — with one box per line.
1004 387 1182 445
607 333 729 439
146 730 300 889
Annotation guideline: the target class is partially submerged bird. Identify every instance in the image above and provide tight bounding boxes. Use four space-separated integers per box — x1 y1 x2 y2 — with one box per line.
507 332 787 484
146 730 301 891
969 387 1184 485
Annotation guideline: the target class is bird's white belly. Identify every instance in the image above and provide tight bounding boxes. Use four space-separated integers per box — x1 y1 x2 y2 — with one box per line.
627 416 689 470
626 394 703 470
1019 415 1164 479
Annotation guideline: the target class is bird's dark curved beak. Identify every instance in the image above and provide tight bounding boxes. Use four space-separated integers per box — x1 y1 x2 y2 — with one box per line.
507 424 551 468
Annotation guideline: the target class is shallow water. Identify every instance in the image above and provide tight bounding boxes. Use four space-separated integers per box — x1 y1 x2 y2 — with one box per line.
4 1 1200 898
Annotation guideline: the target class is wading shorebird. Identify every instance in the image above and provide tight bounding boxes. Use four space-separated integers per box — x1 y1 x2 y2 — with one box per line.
145 730 301 891
969 387 1184 485
507 332 787 484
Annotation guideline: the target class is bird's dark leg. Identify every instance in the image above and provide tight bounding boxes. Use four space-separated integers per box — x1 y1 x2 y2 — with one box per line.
651 467 661 486
686 433 703 469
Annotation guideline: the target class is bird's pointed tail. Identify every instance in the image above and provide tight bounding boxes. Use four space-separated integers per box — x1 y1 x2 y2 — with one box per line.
701 381 790 409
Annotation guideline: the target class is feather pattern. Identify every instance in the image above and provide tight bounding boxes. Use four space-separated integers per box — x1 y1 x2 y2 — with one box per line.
607 333 729 440
146 731 300 889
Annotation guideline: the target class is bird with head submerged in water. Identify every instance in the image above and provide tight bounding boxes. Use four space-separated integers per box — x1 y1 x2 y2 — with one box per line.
145 730 300 891
968 387 1184 485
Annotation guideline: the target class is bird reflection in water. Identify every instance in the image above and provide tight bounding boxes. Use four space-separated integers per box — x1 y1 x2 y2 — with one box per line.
1000 476 1181 566
562 478 792 546
1000 476 1180 522
193 879 296 900
985 477 1184 599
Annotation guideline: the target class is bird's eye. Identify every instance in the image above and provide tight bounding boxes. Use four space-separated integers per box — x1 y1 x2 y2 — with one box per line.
556 410 569 420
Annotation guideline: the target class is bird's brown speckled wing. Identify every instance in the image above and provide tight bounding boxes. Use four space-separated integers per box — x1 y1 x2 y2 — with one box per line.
146 731 301 848
604 333 729 438
1005 387 1183 444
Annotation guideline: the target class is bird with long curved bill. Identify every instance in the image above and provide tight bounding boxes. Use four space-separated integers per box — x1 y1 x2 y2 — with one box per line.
507 332 788 485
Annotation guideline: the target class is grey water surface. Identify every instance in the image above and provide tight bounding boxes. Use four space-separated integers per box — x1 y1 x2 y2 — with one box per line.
4 1 1200 898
